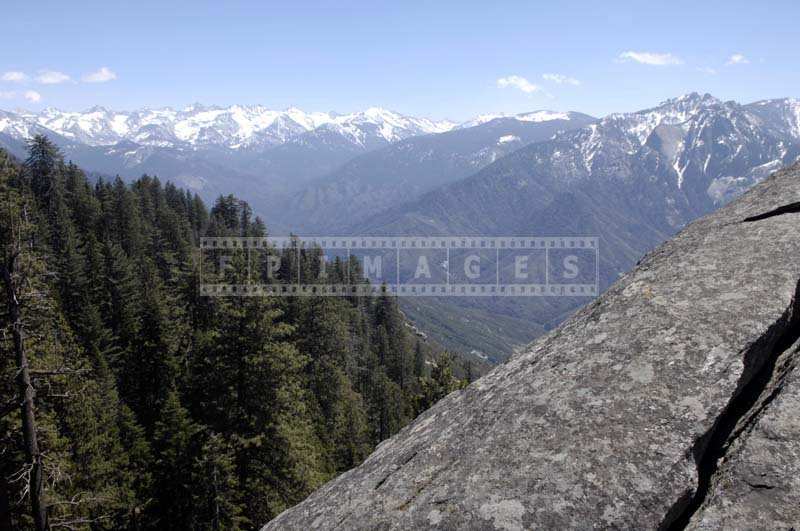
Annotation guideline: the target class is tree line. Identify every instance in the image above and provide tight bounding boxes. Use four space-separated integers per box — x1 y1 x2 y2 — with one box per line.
0 136 470 530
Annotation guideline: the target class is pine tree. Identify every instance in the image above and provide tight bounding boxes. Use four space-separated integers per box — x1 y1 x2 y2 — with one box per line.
414 339 426 377
115 403 154 528
464 359 475 384
59 353 140 529
120 260 181 430
150 390 199 528
192 255 325 522
24 135 60 201
110 177 145 257
419 352 464 411
101 240 142 354
1 147 49 530
368 369 405 443
373 293 411 390
191 432 246 530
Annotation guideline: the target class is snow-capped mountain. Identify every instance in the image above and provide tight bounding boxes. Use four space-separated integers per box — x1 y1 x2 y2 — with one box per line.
0 104 613 156
544 93 800 203
0 110 53 140
8 104 457 150
0 104 602 234
0 104 464 220
459 110 578 129
267 95 800 234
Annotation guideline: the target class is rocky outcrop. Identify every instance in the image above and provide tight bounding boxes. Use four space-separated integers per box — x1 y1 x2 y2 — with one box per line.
263 164 800 530
688 369 800 529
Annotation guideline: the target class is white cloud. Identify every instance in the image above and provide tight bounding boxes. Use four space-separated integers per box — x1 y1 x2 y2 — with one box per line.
0 89 42 102
497 75 541 94
2 71 28 83
726 53 749 66
24 90 42 103
618 51 683 66
542 73 581 86
83 66 117 83
36 70 72 84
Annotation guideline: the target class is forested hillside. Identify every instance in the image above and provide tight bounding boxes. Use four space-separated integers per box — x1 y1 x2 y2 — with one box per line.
0 137 468 530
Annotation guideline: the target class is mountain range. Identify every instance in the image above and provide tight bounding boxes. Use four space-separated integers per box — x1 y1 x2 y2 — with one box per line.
0 105 587 232
2 93 799 360
6 104 456 149
0 105 457 227
356 94 800 237
348 93 800 359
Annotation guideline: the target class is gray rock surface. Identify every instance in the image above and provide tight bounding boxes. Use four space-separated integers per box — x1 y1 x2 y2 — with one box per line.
264 164 800 530
688 360 800 530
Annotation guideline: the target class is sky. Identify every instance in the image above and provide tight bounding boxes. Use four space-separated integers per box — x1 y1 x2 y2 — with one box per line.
2 0 798 121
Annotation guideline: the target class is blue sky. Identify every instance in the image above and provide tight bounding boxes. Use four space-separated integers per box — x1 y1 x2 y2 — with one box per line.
2 0 798 120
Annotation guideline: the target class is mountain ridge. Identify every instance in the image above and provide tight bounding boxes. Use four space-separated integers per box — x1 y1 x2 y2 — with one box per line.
7 104 456 150
1 104 595 152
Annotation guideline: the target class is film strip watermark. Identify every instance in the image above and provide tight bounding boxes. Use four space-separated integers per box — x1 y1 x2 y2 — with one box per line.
199 236 599 297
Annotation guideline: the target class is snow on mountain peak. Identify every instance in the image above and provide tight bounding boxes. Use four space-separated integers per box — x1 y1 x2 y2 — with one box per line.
788 98 800 138
305 107 458 144
0 104 458 149
460 113 511 128
563 93 800 196
657 92 723 114
516 110 572 122
602 93 728 146
4 96 793 160
746 97 800 141
460 110 575 128
1 103 586 150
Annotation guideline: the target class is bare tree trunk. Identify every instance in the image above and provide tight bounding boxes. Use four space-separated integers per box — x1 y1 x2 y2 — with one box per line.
0 472 12 531
2 258 48 531
212 467 220 531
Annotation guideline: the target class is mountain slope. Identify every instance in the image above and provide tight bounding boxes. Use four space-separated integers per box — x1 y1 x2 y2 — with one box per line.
278 111 596 232
263 162 800 530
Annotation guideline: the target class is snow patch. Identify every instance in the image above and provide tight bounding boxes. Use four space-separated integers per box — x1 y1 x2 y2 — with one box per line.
516 110 571 123
497 135 520 144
